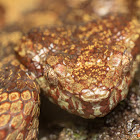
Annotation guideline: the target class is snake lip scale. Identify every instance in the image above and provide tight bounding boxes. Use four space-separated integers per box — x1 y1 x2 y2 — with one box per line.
0 14 140 139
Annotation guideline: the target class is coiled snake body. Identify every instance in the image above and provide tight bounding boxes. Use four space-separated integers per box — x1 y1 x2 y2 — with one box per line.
0 15 140 139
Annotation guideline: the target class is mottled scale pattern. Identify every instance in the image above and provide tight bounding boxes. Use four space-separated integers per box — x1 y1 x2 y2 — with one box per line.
0 53 40 140
15 15 140 118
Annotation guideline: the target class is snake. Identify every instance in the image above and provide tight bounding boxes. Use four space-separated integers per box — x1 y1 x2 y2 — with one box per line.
0 15 140 139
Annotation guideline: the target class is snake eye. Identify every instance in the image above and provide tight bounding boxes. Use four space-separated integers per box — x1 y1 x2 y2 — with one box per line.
43 64 58 86
122 50 132 74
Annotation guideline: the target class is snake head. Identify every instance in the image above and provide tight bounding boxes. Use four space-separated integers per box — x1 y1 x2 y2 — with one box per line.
15 15 140 118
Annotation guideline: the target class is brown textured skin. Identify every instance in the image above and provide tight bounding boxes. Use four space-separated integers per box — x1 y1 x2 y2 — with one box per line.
0 43 40 140
0 14 140 139
15 15 140 118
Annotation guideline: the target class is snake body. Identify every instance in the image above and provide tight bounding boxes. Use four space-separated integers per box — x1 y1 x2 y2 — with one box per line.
0 15 140 139
0 50 40 139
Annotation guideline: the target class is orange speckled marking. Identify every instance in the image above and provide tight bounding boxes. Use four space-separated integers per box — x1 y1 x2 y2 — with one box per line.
46 56 59 66
21 90 31 100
